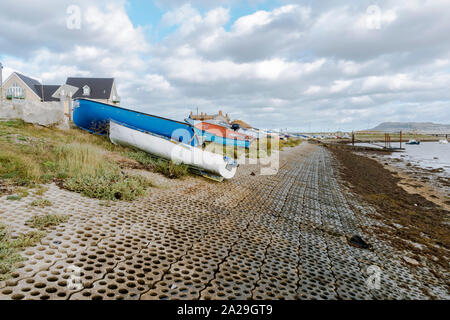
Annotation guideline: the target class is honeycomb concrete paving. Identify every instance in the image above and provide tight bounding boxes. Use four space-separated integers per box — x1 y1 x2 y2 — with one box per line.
0 143 448 300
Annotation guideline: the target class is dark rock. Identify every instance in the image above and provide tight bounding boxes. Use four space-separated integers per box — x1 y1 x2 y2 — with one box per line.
348 235 371 250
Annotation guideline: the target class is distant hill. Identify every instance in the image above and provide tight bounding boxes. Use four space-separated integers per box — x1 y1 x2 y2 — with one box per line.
371 122 450 134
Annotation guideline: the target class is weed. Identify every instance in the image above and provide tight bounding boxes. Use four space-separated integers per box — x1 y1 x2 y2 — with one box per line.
26 214 69 230
35 186 48 196
64 166 150 201
0 223 45 280
6 195 21 201
127 151 189 179
30 198 53 207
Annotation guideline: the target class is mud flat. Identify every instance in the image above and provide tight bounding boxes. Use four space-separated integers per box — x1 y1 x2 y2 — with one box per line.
0 143 448 300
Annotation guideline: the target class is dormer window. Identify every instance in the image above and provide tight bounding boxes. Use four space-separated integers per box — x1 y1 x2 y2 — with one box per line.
83 85 90 96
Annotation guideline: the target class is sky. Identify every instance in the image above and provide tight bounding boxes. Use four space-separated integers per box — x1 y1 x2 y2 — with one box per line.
1 0 449 132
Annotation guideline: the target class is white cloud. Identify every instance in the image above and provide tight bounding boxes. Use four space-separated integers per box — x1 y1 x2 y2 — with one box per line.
1 0 450 130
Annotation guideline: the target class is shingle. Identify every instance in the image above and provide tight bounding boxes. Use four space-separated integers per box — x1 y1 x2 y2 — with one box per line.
39 85 61 102
16 72 42 98
65 77 114 99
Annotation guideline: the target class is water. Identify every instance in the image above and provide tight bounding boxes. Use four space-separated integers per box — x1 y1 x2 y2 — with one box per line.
353 141 450 176
387 142 450 176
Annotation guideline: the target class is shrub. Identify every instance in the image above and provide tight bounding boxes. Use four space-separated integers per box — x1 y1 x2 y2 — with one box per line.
64 166 150 201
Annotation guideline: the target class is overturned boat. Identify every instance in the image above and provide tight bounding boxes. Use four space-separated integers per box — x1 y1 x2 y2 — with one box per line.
73 98 199 147
109 120 237 180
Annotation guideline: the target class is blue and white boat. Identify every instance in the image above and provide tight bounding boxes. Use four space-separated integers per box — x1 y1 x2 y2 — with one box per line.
406 139 420 145
73 98 199 147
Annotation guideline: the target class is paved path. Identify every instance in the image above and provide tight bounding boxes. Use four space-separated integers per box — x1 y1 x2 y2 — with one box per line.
0 143 447 299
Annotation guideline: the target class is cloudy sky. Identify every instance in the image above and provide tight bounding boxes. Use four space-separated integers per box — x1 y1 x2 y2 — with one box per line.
1 0 449 131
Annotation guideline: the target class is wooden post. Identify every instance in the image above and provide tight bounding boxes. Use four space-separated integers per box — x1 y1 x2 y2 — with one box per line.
352 131 355 146
400 131 402 149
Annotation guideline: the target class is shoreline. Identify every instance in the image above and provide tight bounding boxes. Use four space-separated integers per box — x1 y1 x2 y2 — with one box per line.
329 147 449 276
356 150 449 211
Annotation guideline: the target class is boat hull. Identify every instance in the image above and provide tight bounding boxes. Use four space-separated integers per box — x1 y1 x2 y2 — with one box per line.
73 99 199 147
109 120 237 179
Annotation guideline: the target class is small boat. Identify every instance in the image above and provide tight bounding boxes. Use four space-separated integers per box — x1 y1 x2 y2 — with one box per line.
187 119 253 148
406 139 420 145
109 120 237 180
439 139 448 144
237 127 266 140
73 98 199 147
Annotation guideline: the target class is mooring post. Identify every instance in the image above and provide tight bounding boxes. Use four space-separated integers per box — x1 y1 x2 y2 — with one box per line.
352 131 355 146
400 130 402 149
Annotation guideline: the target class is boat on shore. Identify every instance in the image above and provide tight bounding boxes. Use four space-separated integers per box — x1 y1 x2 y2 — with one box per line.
406 139 420 145
109 120 237 180
73 98 199 147
186 119 253 148
439 139 448 144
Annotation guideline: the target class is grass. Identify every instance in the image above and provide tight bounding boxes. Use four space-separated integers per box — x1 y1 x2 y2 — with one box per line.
30 198 52 207
127 151 189 179
34 186 48 196
64 167 150 200
280 138 303 150
6 195 21 201
0 120 152 201
0 223 46 280
26 214 69 230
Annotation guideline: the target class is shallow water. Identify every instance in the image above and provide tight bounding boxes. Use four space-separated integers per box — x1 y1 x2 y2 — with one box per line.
354 142 450 176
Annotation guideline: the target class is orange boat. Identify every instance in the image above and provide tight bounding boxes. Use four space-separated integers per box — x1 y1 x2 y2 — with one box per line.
193 121 253 148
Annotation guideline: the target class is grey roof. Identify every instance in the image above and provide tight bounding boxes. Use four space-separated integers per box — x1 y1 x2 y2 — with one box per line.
16 72 42 98
66 77 114 99
37 85 60 102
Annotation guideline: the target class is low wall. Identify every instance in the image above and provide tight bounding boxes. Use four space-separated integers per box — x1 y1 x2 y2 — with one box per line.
0 100 68 128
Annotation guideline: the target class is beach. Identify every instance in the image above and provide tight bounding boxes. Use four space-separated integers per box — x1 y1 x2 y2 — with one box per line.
1 142 448 300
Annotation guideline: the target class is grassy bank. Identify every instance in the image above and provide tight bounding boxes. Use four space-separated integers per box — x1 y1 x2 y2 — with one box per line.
0 120 187 201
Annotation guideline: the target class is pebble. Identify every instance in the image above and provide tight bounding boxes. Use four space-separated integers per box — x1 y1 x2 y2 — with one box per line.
403 256 419 266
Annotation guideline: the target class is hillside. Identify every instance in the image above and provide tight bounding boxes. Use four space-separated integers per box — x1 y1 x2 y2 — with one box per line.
371 122 450 133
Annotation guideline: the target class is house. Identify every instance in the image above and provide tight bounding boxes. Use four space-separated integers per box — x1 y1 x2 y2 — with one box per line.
189 110 254 129
189 110 231 124
1 72 120 105
1 72 60 102
66 77 120 105
1 71 121 119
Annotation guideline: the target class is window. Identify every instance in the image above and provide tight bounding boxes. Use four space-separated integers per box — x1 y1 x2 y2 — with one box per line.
83 85 90 96
6 82 25 99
